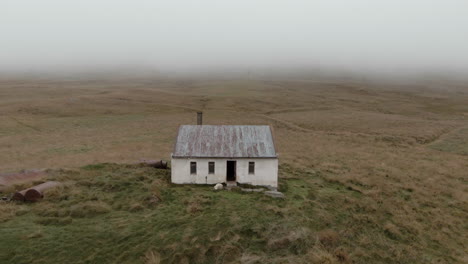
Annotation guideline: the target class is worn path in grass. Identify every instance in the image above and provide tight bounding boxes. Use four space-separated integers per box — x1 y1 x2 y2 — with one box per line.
429 125 468 155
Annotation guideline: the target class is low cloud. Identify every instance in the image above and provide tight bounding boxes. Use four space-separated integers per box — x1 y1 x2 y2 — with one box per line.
1 0 467 77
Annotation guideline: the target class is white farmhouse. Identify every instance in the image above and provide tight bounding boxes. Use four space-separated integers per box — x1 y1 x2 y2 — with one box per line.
171 125 278 188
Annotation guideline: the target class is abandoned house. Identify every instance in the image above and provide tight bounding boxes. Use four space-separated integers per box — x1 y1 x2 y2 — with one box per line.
171 119 278 188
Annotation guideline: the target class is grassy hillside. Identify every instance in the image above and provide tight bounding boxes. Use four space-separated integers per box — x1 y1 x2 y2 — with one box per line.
0 163 465 263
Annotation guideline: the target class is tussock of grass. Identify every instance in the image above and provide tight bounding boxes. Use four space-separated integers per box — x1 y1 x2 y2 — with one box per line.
26 230 44 239
318 229 340 249
383 222 402 240
267 227 313 253
33 202 68 217
42 183 66 199
69 201 111 218
0 202 19 222
306 248 338 263
35 216 73 226
143 250 161 264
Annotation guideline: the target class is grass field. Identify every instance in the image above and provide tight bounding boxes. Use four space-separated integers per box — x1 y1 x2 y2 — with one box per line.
0 163 461 264
0 77 467 263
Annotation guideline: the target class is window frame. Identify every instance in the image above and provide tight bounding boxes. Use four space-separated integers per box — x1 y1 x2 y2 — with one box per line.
208 161 215 174
248 161 255 175
190 161 197 175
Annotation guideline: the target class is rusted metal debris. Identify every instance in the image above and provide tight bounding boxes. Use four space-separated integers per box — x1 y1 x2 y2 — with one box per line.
173 125 277 158
25 181 61 202
139 159 168 169
12 181 61 202
11 189 28 201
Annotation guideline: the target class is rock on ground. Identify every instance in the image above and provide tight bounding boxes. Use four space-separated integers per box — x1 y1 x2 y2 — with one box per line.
241 188 265 192
264 191 285 199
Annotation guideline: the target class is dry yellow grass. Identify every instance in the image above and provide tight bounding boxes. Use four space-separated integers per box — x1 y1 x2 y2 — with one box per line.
0 76 467 262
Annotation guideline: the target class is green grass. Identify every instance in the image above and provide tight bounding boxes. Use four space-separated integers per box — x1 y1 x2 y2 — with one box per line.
0 164 460 263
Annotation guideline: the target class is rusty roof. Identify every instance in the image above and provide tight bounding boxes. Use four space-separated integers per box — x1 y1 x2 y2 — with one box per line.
172 125 277 158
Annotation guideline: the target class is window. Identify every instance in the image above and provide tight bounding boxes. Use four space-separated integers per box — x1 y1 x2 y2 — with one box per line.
190 162 197 174
248 162 255 174
208 162 215 174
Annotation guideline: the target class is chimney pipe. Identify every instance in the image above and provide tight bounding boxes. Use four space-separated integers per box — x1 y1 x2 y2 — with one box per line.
197 112 203 125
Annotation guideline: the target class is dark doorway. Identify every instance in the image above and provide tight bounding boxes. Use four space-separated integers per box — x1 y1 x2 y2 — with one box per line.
226 160 236 181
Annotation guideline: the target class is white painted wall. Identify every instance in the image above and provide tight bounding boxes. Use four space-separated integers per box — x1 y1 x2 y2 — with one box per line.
171 158 278 188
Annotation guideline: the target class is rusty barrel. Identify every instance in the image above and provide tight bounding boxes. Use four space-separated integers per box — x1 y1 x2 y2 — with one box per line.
140 159 168 169
24 181 61 202
152 160 168 169
12 189 27 201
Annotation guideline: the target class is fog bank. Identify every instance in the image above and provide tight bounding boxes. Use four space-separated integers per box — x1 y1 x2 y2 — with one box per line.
1 1 468 77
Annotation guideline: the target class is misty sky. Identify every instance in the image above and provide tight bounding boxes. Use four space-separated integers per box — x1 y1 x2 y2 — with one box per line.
1 0 468 74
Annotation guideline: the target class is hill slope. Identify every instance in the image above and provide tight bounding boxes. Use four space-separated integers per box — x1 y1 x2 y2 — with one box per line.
0 163 465 263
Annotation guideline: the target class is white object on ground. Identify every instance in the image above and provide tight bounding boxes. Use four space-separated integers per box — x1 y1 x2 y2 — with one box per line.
264 191 285 199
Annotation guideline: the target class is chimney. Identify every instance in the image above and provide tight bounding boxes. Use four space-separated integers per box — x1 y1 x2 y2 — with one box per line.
197 111 203 125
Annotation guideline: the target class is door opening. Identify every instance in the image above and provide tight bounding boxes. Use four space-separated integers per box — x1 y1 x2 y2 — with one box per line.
226 160 236 182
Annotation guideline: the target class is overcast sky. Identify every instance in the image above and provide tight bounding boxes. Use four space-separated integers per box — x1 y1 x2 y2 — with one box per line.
1 0 468 75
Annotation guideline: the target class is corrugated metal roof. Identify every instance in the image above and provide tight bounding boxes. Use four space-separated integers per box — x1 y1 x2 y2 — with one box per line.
173 125 277 158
